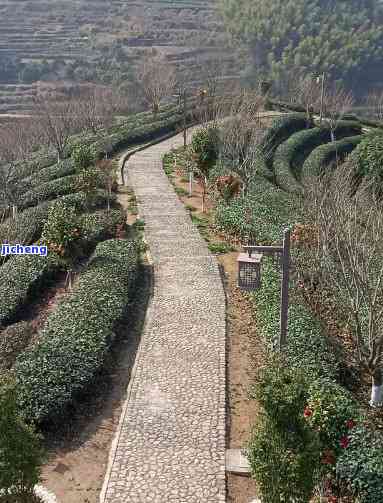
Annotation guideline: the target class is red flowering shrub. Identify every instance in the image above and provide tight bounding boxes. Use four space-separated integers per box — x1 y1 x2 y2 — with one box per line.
339 436 350 449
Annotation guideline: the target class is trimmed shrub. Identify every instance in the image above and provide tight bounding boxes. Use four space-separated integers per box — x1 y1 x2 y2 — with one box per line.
0 190 115 250
301 135 363 181
0 322 34 370
11 153 57 181
19 174 81 209
80 208 125 243
0 254 55 327
15 239 139 424
350 131 383 185
0 204 49 248
90 112 186 159
0 205 120 326
252 256 381 501
71 144 95 171
19 170 107 209
22 159 75 190
214 175 300 244
0 375 43 500
337 426 383 503
253 258 339 380
274 122 362 193
260 113 309 171
248 360 322 503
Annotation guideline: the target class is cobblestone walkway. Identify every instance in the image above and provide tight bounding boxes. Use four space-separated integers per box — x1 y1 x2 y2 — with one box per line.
100 130 226 503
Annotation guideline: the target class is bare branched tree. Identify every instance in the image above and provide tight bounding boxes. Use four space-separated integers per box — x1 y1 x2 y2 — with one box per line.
301 161 383 407
136 53 177 115
34 95 85 161
366 91 383 122
291 74 322 127
74 85 128 133
0 124 33 217
218 90 266 192
96 159 116 213
321 83 354 141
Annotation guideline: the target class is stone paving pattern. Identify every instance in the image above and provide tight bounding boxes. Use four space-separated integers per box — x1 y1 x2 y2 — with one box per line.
100 130 226 503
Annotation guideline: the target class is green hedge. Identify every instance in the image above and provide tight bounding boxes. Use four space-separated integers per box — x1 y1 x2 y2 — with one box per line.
12 153 58 181
67 105 180 155
301 135 363 181
24 159 76 189
19 168 108 209
0 206 120 326
0 254 55 327
252 258 382 502
274 122 362 193
337 426 383 502
90 113 187 159
0 190 116 249
214 175 300 244
80 208 125 243
260 113 309 168
254 259 339 380
254 113 309 181
0 321 33 371
19 174 81 209
15 238 139 424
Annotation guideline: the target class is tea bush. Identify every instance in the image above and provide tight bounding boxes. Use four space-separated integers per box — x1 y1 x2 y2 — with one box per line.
249 360 322 503
214 175 300 243
22 159 75 190
251 256 381 501
15 239 139 424
337 426 383 503
0 322 34 371
0 205 121 326
301 135 363 181
0 375 43 499
19 174 81 209
259 113 309 171
0 191 116 254
0 254 56 327
350 131 383 186
274 122 361 193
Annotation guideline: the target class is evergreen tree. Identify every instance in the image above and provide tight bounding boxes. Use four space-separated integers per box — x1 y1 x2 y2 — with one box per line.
219 0 383 96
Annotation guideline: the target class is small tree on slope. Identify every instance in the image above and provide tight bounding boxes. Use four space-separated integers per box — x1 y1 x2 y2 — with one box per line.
301 161 383 407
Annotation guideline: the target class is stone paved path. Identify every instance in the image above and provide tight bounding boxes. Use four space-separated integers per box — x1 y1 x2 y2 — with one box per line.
100 129 226 503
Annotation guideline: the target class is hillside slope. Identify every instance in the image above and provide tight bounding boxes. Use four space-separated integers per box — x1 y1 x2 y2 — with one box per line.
0 0 237 114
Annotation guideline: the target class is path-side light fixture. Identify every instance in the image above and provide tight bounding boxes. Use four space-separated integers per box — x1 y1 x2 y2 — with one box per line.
237 251 263 291
238 228 291 351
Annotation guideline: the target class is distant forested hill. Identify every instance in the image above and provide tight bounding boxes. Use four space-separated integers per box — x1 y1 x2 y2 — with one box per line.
218 0 383 97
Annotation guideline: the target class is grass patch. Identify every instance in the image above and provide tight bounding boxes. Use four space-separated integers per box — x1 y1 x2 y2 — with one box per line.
174 186 189 197
208 242 236 254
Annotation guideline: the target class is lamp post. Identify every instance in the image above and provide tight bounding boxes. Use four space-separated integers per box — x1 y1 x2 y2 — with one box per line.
238 228 291 351
317 72 326 125
182 88 187 148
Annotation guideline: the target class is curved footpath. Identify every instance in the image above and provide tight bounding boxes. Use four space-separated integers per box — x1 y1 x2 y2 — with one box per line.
100 129 227 503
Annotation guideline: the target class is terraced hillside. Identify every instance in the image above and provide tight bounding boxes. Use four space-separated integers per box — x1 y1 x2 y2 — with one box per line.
0 0 237 114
